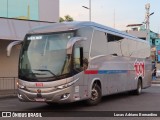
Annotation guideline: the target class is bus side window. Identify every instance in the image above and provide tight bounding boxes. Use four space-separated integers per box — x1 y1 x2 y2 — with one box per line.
107 33 123 42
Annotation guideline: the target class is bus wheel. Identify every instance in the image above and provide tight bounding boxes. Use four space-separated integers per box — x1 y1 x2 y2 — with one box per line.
134 79 142 95
86 84 101 105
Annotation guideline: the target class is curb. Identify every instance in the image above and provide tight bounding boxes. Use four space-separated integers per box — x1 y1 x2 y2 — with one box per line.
0 90 17 99
0 94 17 99
151 79 160 84
152 82 160 84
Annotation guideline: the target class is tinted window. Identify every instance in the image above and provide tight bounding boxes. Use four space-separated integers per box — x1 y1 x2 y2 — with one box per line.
107 34 124 42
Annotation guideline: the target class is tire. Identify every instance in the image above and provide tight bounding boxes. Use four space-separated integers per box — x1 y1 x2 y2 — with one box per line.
86 84 102 106
134 79 142 95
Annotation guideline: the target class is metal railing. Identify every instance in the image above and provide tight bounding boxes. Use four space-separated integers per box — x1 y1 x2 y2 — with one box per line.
0 77 18 96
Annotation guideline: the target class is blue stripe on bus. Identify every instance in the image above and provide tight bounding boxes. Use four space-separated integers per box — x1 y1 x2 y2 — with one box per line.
85 70 128 74
98 70 128 74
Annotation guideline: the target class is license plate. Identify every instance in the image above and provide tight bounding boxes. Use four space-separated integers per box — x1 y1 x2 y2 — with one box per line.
35 98 46 102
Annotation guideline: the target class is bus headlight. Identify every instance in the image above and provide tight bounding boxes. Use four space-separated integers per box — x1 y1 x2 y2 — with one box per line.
56 78 79 89
56 84 67 89
17 82 26 89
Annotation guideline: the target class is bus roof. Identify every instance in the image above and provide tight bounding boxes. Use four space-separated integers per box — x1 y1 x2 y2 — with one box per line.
28 21 148 43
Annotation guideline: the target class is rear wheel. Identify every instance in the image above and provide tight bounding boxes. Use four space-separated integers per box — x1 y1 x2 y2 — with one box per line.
134 79 142 95
86 83 102 105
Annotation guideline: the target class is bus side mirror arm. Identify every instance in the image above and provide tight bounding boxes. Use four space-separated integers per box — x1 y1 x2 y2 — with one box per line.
66 37 87 54
7 41 23 57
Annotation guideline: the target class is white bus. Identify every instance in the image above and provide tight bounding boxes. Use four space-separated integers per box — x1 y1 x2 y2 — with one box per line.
7 21 152 105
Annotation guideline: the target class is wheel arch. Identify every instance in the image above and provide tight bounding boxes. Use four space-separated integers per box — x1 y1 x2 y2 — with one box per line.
89 78 102 93
86 78 102 105
138 76 143 88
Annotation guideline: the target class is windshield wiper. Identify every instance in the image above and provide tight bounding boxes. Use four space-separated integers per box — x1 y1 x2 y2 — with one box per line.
33 69 57 77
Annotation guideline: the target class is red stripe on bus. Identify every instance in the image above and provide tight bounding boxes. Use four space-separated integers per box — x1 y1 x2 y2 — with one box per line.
84 70 98 74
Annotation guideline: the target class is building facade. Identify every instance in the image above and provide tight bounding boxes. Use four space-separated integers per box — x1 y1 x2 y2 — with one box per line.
126 24 160 62
0 0 59 81
0 0 59 22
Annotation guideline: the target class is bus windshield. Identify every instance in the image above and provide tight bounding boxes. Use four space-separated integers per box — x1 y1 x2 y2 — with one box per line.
19 32 74 82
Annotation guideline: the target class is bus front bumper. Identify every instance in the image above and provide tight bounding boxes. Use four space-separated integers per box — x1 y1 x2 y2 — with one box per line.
17 86 75 103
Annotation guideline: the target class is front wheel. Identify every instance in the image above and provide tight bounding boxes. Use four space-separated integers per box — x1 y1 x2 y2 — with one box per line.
86 84 102 106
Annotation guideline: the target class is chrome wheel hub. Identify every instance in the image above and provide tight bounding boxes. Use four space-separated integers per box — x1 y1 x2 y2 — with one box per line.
91 88 98 101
